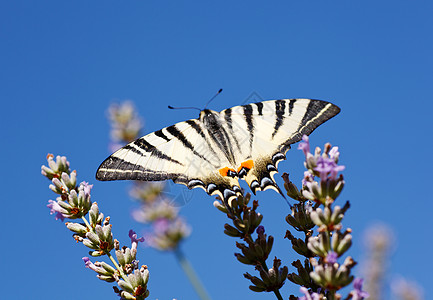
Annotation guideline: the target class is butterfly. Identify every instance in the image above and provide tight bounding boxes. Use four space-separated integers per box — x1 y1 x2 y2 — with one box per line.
96 98 340 208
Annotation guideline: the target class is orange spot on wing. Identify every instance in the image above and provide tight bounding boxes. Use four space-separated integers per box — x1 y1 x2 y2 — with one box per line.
219 166 237 177
237 159 254 173
219 167 230 177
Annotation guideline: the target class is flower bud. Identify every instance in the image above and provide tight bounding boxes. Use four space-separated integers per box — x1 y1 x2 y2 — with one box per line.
61 172 75 190
89 230 101 244
224 224 242 237
282 173 303 200
66 222 88 235
309 260 355 290
99 261 116 274
213 200 227 213
50 178 65 194
120 291 135 300
336 234 352 255
118 279 134 293
96 274 116 283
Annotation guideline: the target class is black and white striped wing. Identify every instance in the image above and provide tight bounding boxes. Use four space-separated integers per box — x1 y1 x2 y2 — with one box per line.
96 98 340 205
219 98 340 194
96 121 241 199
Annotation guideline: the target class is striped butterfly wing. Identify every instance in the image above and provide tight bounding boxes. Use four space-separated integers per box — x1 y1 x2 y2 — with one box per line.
219 99 340 194
96 120 242 200
96 98 340 206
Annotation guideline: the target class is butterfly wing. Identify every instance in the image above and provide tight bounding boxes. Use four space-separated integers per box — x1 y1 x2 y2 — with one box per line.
219 98 340 194
96 119 241 202
97 98 340 206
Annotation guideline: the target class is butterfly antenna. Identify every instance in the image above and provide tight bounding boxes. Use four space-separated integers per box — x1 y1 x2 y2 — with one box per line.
168 105 201 111
204 88 223 109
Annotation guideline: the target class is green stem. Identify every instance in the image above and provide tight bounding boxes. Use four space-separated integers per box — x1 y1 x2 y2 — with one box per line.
107 252 129 282
327 290 336 300
80 217 128 281
81 216 91 230
174 247 212 300
273 289 284 300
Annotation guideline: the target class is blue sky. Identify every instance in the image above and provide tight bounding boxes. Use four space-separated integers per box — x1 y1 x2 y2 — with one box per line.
1 1 432 299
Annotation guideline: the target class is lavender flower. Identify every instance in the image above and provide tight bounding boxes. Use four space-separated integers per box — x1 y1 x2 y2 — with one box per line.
298 135 345 204
326 251 338 264
391 277 424 300
298 135 311 157
256 225 265 235
41 154 70 179
108 101 143 145
82 181 93 197
286 137 361 299
302 171 314 190
315 156 336 181
299 286 321 300
362 224 393 300
351 278 369 300
43 154 150 298
132 199 179 223
131 188 190 251
106 101 204 297
145 218 191 251
47 199 66 221
328 146 340 162
83 256 98 272
153 218 170 234
316 156 345 181
129 229 145 244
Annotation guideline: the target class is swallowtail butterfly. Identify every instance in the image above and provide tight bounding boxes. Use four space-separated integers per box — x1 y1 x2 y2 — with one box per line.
96 99 340 207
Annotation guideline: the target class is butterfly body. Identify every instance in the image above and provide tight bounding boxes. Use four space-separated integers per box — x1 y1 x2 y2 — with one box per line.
96 98 340 206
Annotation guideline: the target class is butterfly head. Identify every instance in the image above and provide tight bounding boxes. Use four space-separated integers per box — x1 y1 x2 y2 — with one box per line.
199 109 220 127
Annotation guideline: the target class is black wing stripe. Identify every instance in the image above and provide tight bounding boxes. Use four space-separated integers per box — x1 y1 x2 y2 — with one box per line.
272 99 286 138
299 100 329 130
224 108 232 128
254 102 264 116
243 104 254 148
223 108 242 152
208 125 237 165
166 124 214 164
185 119 219 156
124 144 183 166
97 156 181 181
154 129 171 142
133 139 183 165
280 101 340 153
288 99 296 115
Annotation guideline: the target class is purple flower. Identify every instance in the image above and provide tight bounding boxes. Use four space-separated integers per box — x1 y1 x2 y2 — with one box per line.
326 251 338 264
129 229 145 243
302 171 314 188
299 286 321 300
256 225 265 235
314 156 345 181
352 278 369 300
330 164 345 180
129 229 144 255
315 157 336 180
47 200 65 221
298 135 311 157
82 257 97 271
329 146 340 161
81 181 93 197
153 218 170 234
145 218 191 251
